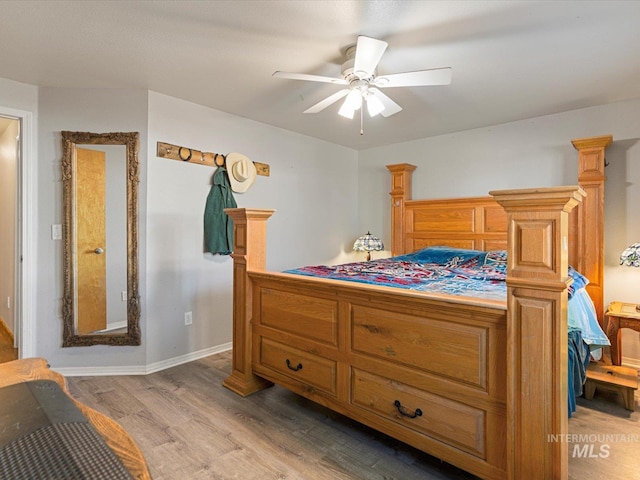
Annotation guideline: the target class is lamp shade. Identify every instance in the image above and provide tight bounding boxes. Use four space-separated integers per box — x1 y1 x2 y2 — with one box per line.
366 94 385 117
338 89 363 119
620 242 640 267
353 231 384 253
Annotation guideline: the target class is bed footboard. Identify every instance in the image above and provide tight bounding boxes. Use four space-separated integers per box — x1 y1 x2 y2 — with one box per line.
224 185 584 480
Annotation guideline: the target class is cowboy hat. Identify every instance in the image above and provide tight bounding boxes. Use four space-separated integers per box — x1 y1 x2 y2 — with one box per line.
226 152 257 193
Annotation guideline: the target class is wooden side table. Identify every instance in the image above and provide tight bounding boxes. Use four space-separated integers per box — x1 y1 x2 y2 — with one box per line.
606 301 640 366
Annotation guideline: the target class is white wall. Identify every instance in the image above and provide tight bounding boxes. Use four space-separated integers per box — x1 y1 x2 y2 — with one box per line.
146 92 358 365
37 88 149 369
358 98 640 365
0 78 38 113
0 120 18 334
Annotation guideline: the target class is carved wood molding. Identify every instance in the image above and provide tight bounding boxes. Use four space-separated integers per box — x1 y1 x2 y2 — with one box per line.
61 131 141 347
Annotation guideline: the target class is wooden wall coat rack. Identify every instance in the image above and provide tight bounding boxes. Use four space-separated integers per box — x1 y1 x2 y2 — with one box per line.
157 142 270 176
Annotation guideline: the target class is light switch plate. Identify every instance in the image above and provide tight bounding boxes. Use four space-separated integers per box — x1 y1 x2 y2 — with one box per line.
51 224 62 240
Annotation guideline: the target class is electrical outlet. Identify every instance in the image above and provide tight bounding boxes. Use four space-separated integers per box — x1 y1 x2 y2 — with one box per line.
184 311 193 326
121 291 127 301
6 297 10 309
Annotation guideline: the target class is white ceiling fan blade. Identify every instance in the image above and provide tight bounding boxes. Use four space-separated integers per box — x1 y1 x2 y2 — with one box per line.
374 67 452 88
273 71 347 85
353 36 388 79
303 89 350 113
368 88 402 117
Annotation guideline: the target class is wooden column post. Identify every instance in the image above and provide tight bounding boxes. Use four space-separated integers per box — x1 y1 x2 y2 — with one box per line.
386 163 416 256
222 208 275 396
491 186 585 480
570 135 612 326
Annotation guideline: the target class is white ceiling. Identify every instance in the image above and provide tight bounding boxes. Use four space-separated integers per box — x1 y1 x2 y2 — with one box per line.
1 1 639 150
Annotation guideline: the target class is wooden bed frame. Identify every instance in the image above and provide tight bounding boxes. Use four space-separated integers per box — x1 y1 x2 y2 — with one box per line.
222 136 611 480
0 358 151 480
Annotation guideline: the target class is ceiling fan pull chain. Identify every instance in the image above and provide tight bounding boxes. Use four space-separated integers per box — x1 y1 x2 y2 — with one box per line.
360 105 364 135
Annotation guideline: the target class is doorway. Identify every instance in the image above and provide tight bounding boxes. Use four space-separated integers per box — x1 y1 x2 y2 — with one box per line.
0 107 35 360
0 117 19 361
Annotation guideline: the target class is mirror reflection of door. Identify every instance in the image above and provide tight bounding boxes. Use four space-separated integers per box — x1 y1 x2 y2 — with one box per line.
76 148 107 334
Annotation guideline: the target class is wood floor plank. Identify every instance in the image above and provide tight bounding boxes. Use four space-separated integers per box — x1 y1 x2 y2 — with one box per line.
0 319 18 363
65 352 639 480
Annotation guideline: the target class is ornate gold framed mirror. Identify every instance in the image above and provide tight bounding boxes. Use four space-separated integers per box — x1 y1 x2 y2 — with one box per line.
61 131 140 346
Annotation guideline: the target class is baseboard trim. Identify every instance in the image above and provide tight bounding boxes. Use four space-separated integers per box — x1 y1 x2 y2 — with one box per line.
54 342 232 377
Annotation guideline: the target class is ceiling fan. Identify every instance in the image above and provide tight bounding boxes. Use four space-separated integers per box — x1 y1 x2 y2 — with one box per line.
273 36 452 122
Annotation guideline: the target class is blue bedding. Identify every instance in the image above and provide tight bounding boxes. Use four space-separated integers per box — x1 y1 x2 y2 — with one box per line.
285 246 609 416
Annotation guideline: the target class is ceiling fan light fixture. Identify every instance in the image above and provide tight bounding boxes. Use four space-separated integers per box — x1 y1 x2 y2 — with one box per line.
338 89 362 118
366 94 385 117
338 102 356 119
345 89 363 110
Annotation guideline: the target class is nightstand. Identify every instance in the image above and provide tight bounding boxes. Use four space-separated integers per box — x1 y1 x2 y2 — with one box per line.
605 302 640 366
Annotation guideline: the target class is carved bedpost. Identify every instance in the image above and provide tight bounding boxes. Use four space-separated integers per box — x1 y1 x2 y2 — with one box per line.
570 135 612 327
386 163 416 256
222 208 275 396
491 186 585 480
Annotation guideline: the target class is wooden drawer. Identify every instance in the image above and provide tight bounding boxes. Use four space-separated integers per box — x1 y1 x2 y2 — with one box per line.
258 337 337 396
351 305 489 389
351 368 485 458
258 288 338 346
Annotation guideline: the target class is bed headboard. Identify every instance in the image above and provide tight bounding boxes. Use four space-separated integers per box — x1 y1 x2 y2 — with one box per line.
387 164 507 255
404 195 506 253
387 134 612 325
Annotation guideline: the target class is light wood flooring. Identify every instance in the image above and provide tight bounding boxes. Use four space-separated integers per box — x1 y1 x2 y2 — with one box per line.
0 318 18 363
64 351 640 480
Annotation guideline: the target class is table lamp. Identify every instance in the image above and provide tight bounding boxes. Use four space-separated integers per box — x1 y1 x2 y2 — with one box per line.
620 242 640 311
353 231 384 261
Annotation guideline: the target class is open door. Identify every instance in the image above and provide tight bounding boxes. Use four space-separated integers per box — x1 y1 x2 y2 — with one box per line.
76 148 107 334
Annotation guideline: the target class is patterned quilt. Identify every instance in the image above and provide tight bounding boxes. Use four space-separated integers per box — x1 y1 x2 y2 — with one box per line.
285 246 589 304
284 246 509 301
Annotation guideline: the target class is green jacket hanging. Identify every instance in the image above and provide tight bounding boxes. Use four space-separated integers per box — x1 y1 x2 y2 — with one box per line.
204 167 237 255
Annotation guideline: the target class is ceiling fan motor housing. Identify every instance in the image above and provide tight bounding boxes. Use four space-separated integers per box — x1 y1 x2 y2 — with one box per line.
341 45 375 83
342 45 376 97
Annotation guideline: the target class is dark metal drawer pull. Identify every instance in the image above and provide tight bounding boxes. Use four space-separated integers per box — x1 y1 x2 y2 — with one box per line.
286 359 303 371
394 400 422 419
